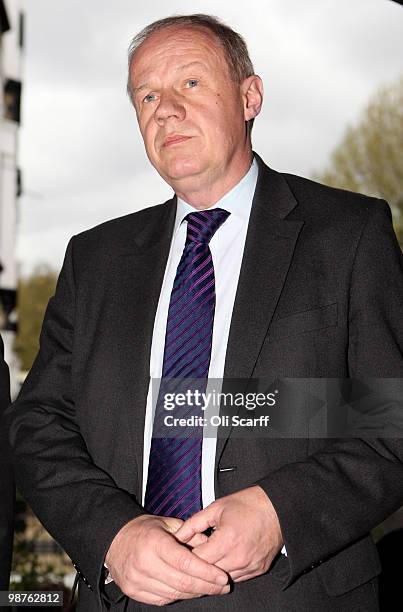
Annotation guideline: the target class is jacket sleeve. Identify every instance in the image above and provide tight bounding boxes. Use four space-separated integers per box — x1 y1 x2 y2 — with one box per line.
256 199 403 584
0 334 14 590
3 239 146 606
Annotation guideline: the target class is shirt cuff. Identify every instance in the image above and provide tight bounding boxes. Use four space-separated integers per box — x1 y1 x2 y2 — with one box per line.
103 563 114 584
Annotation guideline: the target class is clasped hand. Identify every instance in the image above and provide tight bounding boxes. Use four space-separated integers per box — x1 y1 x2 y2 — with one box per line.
176 485 283 582
105 486 283 606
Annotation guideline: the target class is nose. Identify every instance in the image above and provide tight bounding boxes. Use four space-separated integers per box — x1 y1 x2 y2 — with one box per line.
154 92 186 125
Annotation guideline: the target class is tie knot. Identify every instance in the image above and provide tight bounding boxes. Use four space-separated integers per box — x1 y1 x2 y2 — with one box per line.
185 208 230 244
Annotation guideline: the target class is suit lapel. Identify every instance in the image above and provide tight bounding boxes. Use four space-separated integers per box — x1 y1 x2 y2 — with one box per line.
112 198 176 498
216 156 304 466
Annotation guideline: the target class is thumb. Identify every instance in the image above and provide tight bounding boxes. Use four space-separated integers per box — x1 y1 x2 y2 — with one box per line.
161 517 184 533
175 506 217 543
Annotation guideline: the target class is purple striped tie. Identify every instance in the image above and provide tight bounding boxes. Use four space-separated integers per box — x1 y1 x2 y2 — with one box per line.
145 208 230 519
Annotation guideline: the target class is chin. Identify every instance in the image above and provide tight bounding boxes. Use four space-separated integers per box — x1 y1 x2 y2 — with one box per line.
164 156 204 182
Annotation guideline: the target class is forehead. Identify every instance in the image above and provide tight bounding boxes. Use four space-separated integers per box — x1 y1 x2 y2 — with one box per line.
130 26 229 80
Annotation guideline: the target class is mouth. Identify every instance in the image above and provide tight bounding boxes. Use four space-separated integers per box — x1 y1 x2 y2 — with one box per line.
163 135 192 147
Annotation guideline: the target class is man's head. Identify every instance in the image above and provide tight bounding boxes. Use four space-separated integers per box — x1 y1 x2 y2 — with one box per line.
127 15 263 205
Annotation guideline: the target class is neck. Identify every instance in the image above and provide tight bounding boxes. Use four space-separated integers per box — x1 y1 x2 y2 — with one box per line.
174 149 254 210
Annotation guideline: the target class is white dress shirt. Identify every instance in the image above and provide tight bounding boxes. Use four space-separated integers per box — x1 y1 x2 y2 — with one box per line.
142 158 259 507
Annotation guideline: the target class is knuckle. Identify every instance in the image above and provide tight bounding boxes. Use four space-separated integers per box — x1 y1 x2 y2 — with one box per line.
178 574 193 593
135 547 157 575
120 572 136 593
169 588 184 600
207 582 222 596
126 588 139 600
156 598 172 607
177 553 192 572
134 553 147 573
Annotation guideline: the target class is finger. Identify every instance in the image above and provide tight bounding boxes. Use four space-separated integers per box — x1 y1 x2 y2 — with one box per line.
232 571 260 582
132 588 201 607
134 581 230 608
141 563 231 599
121 554 229 602
160 538 228 586
175 507 217 543
125 559 230 600
184 532 209 548
191 531 227 565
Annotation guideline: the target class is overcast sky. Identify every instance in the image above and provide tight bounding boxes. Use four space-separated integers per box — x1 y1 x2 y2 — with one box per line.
16 0 403 274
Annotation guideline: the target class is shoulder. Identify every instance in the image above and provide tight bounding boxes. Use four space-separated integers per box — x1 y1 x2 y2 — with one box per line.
280 171 391 224
254 153 391 228
69 197 175 258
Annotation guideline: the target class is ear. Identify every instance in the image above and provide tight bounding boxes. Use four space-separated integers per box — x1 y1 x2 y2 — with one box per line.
241 75 264 122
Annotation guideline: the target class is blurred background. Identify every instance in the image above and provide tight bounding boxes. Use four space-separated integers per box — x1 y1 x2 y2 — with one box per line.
0 0 402 608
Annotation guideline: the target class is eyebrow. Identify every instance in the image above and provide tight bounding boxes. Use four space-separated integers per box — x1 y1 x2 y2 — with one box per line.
132 61 208 96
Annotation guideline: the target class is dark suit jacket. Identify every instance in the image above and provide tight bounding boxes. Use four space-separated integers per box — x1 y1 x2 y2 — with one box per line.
0 334 14 590
4 154 403 611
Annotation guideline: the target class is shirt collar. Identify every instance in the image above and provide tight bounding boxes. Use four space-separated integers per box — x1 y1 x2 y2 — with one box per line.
174 156 258 233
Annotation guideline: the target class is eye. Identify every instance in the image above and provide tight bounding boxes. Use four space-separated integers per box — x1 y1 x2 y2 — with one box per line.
143 93 156 103
185 79 199 88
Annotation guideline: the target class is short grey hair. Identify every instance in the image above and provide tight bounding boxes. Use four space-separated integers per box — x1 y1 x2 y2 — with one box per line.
127 14 255 105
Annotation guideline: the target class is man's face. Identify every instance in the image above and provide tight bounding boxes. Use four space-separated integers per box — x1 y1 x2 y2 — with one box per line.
129 26 256 196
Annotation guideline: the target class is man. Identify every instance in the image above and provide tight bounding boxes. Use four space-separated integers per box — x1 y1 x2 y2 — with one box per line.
0 334 14 590
4 13 403 612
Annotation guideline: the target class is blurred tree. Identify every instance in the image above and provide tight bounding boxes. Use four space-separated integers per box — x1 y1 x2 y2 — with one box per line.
15 266 57 371
315 76 403 246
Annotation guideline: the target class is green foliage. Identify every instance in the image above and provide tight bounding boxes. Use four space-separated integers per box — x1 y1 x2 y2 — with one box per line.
14 266 57 371
11 493 66 591
10 541 54 591
315 76 403 246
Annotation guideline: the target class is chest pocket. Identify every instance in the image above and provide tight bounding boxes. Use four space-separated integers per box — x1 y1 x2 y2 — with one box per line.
267 302 338 342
